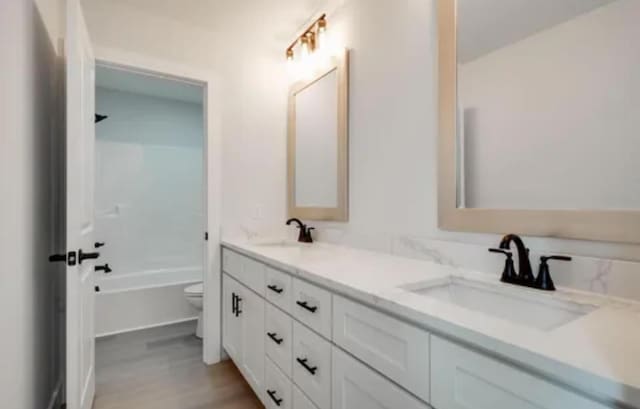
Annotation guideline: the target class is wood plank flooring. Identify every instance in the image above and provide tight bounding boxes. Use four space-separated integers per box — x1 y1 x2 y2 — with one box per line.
94 321 263 409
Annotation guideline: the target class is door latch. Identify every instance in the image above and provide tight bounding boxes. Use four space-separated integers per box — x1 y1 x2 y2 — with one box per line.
78 249 100 264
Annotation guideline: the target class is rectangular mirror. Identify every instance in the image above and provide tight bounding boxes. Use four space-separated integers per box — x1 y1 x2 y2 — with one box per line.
288 50 349 221
438 0 640 242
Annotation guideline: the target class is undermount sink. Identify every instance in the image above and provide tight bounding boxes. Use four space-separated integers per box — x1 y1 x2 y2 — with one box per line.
249 239 303 248
404 277 597 331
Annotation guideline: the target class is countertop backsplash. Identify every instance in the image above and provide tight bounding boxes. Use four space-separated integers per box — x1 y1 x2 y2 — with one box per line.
236 223 640 303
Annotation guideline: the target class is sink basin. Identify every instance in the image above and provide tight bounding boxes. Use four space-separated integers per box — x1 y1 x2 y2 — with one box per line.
404 277 597 331
249 239 303 249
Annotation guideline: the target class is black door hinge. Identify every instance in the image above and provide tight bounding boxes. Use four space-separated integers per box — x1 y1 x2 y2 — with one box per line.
205 232 209 241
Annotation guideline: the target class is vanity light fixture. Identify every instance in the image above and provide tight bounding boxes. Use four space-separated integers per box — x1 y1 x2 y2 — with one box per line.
285 14 327 62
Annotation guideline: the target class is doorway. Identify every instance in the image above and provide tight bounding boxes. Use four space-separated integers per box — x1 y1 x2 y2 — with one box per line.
88 61 221 406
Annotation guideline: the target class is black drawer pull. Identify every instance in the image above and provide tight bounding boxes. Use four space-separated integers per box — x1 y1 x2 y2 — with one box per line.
296 300 318 313
267 284 284 294
235 296 243 317
267 390 283 406
231 293 237 315
296 357 318 375
267 332 284 345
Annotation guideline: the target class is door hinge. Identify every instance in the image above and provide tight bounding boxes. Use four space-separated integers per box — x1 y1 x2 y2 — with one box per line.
205 232 209 241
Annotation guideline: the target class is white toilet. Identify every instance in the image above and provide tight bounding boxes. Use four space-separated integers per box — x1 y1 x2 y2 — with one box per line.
184 283 204 338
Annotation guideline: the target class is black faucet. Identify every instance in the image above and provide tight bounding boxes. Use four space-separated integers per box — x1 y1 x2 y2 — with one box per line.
286 218 314 243
491 234 572 291
499 234 534 284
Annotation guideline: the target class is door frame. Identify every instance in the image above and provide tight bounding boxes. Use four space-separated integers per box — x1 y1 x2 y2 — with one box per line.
93 46 223 364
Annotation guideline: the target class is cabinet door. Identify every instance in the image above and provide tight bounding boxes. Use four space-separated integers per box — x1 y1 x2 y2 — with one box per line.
292 322 332 409
265 357 293 409
332 347 430 409
333 295 430 402
431 336 609 409
239 285 266 402
265 303 293 377
222 274 242 363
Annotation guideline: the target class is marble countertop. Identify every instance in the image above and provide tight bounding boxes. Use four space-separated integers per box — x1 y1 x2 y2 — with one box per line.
222 238 640 408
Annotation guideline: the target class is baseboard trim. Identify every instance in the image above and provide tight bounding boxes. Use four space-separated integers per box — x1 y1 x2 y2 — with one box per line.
45 378 63 409
95 316 198 338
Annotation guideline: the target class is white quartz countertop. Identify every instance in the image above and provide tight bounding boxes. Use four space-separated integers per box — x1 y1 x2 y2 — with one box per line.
222 238 640 408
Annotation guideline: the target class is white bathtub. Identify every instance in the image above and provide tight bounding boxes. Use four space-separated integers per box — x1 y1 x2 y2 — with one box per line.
95 266 202 337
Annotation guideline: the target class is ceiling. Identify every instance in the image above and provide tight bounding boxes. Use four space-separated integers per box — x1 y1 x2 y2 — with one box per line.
458 0 617 63
96 65 203 103
82 0 325 45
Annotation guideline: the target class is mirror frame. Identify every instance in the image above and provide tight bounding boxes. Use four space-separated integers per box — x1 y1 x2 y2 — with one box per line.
437 0 640 243
287 49 349 222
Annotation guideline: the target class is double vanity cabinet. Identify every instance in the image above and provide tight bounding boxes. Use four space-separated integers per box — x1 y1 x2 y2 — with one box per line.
221 245 618 409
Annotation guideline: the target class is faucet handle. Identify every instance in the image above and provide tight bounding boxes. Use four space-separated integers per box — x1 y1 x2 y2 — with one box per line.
535 255 572 291
541 255 572 262
489 248 518 284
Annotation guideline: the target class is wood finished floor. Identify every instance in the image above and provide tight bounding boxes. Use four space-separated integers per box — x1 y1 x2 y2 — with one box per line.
94 321 263 409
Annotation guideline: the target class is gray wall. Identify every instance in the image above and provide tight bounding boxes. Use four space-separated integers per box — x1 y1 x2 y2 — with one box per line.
0 1 63 408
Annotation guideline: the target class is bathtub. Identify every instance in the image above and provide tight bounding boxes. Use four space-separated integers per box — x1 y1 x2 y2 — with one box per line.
95 266 202 337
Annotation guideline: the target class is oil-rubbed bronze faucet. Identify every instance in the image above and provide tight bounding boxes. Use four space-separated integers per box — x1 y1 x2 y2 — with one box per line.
286 218 315 243
490 234 571 291
499 234 534 284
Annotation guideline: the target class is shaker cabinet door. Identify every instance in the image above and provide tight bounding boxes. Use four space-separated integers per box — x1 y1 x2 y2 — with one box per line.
239 285 266 402
431 336 609 409
222 274 242 362
332 347 430 409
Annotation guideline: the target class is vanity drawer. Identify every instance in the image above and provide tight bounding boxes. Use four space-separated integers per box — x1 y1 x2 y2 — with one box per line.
222 249 265 295
291 278 332 339
265 357 293 409
332 346 430 409
431 336 609 409
293 385 319 409
265 266 293 313
332 295 430 402
292 321 332 409
265 303 293 377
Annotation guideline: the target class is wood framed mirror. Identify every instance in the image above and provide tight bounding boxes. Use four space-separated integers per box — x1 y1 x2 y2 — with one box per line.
438 0 640 243
287 49 349 221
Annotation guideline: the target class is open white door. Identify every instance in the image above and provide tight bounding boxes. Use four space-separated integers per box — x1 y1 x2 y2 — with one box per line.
66 1 96 408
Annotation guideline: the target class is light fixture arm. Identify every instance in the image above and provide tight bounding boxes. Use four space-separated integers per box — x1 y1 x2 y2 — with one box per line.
285 14 327 61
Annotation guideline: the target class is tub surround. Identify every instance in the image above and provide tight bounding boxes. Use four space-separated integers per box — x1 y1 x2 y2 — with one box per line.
222 238 640 407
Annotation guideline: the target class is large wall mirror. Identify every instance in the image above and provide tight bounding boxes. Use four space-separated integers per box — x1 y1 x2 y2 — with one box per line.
288 50 349 221
438 0 640 243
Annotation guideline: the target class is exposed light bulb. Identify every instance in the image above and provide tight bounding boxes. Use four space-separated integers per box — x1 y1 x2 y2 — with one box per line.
286 48 294 61
317 17 327 51
300 36 310 60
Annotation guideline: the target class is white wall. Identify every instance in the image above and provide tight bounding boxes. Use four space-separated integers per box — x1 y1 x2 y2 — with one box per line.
0 1 63 408
80 0 640 289
95 87 204 276
459 0 640 210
